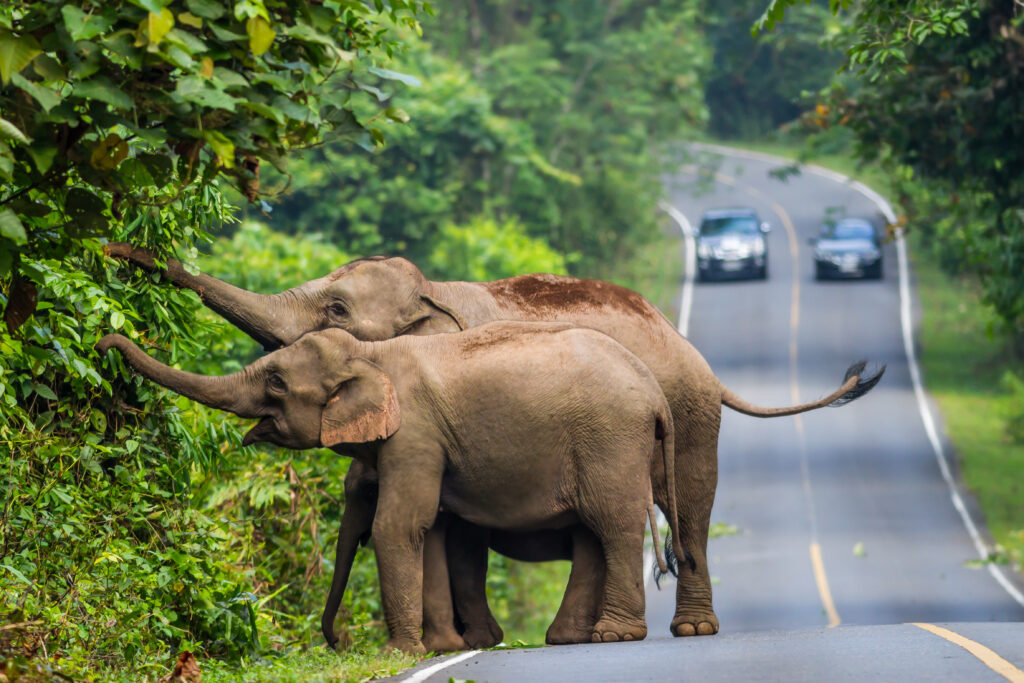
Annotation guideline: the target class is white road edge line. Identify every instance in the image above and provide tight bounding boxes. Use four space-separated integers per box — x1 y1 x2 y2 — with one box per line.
693 142 1024 608
401 649 481 683
659 200 697 337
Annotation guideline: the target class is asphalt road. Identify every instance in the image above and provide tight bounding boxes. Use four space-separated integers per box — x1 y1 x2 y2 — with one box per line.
390 147 1024 682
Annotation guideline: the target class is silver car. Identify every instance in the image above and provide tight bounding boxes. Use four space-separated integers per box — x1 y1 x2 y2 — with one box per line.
697 208 770 281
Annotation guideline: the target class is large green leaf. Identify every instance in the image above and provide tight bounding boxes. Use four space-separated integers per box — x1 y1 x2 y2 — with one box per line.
61 6 116 42
0 30 42 85
73 76 133 110
0 117 30 144
185 0 226 20
32 53 66 82
203 130 235 168
174 75 237 110
26 143 57 174
137 153 174 186
0 144 13 180
246 16 275 56
11 72 61 112
367 66 421 87
0 208 27 245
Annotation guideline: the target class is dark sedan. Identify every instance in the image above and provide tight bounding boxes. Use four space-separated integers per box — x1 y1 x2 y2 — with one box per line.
696 208 770 281
810 218 883 280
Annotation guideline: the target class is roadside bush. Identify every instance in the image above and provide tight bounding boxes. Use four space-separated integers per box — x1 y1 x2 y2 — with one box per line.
426 216 571 282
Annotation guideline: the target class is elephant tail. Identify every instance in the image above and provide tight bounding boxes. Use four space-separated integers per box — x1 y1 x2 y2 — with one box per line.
648 499 668 576
653 409 686 583
720 360 886 418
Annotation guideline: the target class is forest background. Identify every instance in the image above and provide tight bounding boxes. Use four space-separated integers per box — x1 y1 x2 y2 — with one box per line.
1 0 1021 680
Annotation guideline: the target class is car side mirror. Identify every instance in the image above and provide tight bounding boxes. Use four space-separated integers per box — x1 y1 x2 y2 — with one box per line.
760 222 771 234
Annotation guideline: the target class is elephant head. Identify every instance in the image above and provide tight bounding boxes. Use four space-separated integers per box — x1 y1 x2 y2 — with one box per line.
96 330 401 449
105 244 465 350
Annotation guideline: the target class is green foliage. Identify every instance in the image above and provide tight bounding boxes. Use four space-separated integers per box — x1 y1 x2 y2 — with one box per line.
770 0 1024 343
703 0 844 138
0 0 426 677
427 216 570 282
0 0 427 275
429 1 709 278
255 40 552 259
484 554 572 645
261 2 709 280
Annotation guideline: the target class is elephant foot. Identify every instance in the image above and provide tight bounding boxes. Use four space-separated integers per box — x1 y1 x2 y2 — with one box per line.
591 617 646 643
462 618 504 649
545 624 594 645
422 630 468 653
671 609 719 637
384 638 427 654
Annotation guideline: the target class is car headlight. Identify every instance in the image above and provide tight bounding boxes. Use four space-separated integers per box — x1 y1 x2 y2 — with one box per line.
862 249 880 262
751 240 765 256
698 243 713 259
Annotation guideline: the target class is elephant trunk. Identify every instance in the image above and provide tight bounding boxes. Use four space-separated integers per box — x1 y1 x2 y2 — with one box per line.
105 243 305 350
96 333 260 417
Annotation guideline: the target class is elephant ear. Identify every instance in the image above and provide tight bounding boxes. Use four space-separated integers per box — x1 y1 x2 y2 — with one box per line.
320 358 401 446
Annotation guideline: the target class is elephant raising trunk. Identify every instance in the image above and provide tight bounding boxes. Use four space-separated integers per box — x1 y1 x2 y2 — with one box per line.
96 334 260 417
104 243 298 351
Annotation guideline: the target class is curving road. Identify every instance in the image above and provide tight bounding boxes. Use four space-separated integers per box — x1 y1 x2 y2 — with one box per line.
390 147 1024 682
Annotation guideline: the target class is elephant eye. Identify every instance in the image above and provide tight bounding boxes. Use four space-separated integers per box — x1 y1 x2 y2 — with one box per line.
327 302 347 318
267 374 287 393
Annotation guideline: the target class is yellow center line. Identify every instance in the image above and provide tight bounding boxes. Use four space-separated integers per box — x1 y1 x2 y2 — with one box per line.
712 170 839 628
810 543 841 627
912 623 1024 682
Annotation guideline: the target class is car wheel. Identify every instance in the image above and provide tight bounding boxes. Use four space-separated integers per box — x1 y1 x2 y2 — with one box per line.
870 262 883 279
815 263 827 281
759 264 768 280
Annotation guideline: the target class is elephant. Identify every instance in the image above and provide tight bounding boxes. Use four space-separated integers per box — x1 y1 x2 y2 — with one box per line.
105 243 885 641
96 321 684 653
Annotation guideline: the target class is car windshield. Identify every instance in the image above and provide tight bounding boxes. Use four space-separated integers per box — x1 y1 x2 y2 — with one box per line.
822 221 875 240
700 216 759 237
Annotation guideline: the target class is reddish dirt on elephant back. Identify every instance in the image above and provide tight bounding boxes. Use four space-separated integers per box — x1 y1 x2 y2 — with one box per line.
485 274 654 320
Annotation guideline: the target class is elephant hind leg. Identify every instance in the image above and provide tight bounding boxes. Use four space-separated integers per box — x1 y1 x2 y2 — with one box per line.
577 470 650 643
545 526 605 645
670 403 720 637
447 517 503 649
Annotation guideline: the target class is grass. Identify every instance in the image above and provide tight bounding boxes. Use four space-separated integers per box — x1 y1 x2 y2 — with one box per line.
198 649 421 683
910 239 1024 574
700 135 1024 579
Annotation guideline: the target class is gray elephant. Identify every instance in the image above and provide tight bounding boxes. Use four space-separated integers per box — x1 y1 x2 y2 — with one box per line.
96 322 683 653
106 244 884 641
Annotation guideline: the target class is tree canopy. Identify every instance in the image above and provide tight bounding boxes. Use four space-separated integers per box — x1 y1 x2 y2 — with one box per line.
761 0 1024 343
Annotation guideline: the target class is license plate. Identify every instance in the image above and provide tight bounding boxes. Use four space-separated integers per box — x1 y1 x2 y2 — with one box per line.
840 257 860 273
721 260 743 271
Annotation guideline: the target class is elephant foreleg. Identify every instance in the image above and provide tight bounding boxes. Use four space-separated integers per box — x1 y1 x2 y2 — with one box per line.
447 517 504 648
545 526 605 645
373 444 445 654
322 462 379 649
421 514 468 652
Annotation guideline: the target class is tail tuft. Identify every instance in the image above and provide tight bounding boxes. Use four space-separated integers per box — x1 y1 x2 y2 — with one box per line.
829 361 886 407
654 531 683 587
